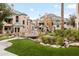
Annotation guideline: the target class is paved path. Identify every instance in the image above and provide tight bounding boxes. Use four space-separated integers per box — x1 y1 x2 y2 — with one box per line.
0 37 23 56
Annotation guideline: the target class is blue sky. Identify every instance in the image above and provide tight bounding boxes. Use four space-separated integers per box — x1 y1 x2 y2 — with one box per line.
13 3 76 19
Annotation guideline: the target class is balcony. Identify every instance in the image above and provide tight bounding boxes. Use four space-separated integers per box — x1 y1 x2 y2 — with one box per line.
6 16 13 19
13 22 23 28
3 22 12 27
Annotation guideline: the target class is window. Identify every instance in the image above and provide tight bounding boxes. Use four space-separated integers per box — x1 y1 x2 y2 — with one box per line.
15 28 16 32
39 23 41 25
52 22 53 25
23 26 25 28
57 25 59 27
27 20 28 25
5 27 8 30
16 16 19 22
39 27 41 29
23 20 25 24
18 28 20 32
64 22 66 24
15 28 20 32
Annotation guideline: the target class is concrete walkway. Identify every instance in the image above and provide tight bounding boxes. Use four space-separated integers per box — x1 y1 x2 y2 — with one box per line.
0 37 23 56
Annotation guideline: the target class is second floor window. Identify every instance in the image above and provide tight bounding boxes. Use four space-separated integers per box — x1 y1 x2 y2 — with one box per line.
23 20 25 24
16 16 19 22
27 20 28 25
52 22 53 25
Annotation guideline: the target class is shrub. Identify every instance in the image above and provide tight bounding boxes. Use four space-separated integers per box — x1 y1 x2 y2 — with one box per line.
41 35 50 44
54 29 64 37
55 36 64 45
54 29 76 38
40 29 79 45
65 30 79 41
48 32 55 36
41 35 55 44
39 32 45 37
64 29 71 37
74 30 79 41
67 36 75 41
48 36 56 44
48 33 52 36
64 29 76 41
39 32 45 40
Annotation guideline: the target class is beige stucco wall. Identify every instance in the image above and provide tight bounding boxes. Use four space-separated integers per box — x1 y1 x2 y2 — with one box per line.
2 14 28 35
12 14 29 36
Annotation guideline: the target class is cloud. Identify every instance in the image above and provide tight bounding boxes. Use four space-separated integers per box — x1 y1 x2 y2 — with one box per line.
54 5 59 7
54 4 60 8
30 8 34 12
64 13 70 18
67 4 76 9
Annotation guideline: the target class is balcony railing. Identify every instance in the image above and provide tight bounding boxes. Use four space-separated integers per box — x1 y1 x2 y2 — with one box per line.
3 22 12 26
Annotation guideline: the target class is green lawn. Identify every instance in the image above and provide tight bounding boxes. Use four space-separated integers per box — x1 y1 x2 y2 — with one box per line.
0 36 14 41
5 39 79 56
0 34 14 41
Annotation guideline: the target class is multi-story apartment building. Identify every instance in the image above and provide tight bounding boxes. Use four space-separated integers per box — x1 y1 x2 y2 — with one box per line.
2 10 33 36
35 13 69 32
2 10 71 36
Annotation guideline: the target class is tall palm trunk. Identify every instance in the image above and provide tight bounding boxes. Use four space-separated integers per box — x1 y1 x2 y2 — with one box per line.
61 3 64 29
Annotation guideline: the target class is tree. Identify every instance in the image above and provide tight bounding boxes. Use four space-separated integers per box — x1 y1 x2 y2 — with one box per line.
61 3 64 29
0 3 12 32
68 15 76 27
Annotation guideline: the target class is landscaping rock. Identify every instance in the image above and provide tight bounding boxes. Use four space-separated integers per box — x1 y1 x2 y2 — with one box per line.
69 42 79 46
40 42 47 46
46 44 50 46
50 45 61 48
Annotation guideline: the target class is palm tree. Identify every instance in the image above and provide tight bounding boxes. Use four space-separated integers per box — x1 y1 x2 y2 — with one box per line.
61 3 64 29
68 15 76 27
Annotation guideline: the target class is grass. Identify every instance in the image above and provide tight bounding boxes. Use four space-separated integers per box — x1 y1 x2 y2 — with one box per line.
0 36 9 40
0 34 14 41
5 39 79 56
0 34 9 40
